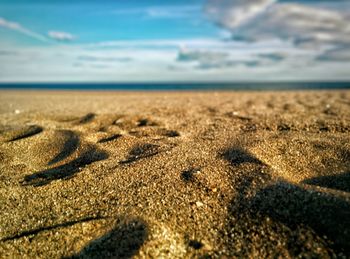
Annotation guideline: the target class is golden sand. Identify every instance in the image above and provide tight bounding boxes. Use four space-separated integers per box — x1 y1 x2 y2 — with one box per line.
0 90 349 258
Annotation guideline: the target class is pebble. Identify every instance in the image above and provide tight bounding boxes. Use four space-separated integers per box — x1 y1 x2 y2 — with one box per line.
196 201 204 207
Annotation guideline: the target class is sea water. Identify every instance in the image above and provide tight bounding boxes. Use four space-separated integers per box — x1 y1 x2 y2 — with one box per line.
0 82 349 91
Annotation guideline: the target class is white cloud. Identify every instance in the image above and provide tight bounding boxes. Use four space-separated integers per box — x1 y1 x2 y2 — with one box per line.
204 0 350 69
0 17 76 43
0 17 48 42
205 1 350 48
205 0 276 28
0 17 20 30
48 31 75 41
241 4 350 47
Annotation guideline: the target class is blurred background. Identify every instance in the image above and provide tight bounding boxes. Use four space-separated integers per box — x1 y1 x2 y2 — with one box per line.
0 0 349 84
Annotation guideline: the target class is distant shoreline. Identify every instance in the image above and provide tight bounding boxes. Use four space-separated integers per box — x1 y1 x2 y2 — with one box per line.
0 82 350 91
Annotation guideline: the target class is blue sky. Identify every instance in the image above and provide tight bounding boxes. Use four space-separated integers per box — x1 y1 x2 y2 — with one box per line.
0 0 349 82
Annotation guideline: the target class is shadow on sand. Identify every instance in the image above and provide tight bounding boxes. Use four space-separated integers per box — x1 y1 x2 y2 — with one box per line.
21 147 108 187
5 125 43 142
1 216 105 242
48 130 80 165
222 146 350 257
119 143 160 165
302 171 350 192
67 217 148 259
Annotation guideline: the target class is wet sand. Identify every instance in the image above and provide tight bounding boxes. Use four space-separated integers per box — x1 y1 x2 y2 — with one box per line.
0 90 349 258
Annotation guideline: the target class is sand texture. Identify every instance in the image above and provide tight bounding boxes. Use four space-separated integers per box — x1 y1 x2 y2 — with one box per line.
0 90 349 258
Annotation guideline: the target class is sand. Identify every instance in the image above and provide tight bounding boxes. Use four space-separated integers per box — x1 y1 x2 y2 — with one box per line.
0 90 349 258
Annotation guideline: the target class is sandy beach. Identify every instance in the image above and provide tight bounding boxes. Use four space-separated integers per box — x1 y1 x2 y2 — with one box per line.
0 90 349 258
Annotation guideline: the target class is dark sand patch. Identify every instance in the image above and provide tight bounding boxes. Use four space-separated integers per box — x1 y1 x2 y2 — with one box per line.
137 118 159 127
181 168 201 183
303 171 350 192
69 217 147 259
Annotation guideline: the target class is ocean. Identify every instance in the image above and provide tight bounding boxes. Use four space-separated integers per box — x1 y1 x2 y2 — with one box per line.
0 82 349 91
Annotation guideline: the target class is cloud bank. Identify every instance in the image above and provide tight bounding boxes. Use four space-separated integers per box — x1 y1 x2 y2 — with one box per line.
317 47 350 62
205 0 350 52
205 0 350 70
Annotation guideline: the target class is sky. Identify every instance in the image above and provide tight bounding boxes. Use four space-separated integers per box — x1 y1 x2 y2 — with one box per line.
0 0 349 82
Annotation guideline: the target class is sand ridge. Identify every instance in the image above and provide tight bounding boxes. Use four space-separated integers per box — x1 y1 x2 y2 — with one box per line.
0 90 349 258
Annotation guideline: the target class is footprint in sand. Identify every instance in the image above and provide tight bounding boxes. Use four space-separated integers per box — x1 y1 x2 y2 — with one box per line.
21 144 108 187
65 113 182 164
55 113 181 143
48 112 97 125
8 126 109 187
4 129 81 168
0 124 43 142
12 113 181 184
120 143 171 164
111 115 181 138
